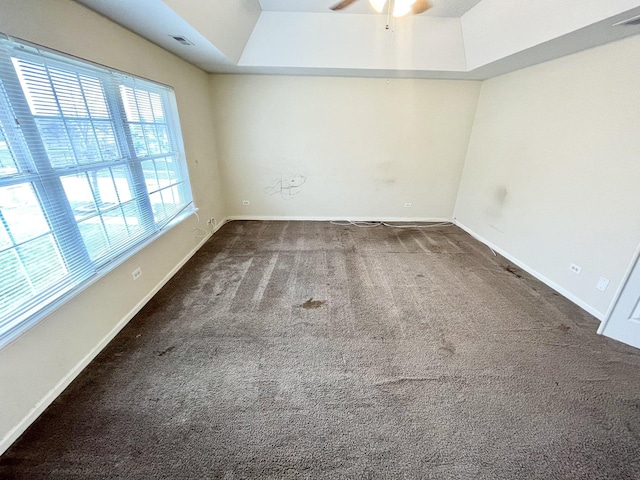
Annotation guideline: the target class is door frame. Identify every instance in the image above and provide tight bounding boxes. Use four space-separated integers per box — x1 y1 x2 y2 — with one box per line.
598 241 640 335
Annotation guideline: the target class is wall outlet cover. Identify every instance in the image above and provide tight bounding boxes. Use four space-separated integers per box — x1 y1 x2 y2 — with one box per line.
597 277 610 292
131 267 142 281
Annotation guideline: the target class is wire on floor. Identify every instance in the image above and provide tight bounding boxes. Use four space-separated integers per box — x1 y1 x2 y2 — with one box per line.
192 211 212 239
330 221 382 227
382 222 454 229
330 220 454 229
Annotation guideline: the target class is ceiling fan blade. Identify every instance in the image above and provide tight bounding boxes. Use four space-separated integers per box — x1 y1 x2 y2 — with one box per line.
330 0 359 11
411 0 433 14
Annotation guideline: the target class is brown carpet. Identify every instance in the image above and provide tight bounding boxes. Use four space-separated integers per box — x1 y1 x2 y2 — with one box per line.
1 220 640 479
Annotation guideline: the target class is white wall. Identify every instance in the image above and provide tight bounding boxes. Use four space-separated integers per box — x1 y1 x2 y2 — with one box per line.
163 0 261 64
462 0 640 70
0 0 225 453
240 12 467 73
454 35 640 318
210 74 481 220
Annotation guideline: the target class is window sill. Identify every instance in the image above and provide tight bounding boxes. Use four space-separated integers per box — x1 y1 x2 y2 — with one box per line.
0 206 197 350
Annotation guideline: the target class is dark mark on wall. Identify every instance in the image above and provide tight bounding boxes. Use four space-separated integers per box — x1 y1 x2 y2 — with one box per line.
494 186 508 205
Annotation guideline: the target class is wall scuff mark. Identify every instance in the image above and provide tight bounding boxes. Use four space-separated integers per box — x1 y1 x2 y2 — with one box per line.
264 174 307 199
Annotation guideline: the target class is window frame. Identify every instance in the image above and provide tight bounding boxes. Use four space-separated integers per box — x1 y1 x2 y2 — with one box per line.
0 35 195 346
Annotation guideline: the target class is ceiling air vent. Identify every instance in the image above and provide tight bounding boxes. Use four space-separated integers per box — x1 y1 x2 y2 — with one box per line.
613 14 640 27
170 35 194 46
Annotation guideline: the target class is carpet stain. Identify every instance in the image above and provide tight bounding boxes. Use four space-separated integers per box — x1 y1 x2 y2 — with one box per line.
300 298 325 309
627 420 640 440
558 324 571 333
504 264 523 278
292 321 315 327
437 332 456 356
439 341 457 356
157 346 175 357
375 377 439 386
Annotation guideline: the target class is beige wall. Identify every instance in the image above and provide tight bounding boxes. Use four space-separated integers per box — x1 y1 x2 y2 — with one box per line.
454 35 640 318
210 74 481 220
0 0 225 452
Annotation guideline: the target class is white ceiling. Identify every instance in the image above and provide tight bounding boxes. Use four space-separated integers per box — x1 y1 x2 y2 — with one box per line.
75 0 640 79
259 0 484 17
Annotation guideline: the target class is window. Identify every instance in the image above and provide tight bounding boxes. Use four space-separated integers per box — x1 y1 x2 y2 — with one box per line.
0 35 194 342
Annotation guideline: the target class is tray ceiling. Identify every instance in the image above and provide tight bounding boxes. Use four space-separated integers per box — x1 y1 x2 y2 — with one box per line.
75 0 640 79
258 0 484 17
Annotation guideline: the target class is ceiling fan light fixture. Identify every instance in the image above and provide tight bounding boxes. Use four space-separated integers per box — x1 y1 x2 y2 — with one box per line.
369 0 387 13
393 0 417 18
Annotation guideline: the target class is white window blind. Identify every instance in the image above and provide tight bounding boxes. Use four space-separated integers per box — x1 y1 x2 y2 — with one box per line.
0 35 194 342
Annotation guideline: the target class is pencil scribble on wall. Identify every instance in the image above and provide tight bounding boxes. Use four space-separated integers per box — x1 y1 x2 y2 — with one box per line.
264 174 307 199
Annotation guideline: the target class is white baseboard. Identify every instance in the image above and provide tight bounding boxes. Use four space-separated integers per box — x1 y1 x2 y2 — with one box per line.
0 221 226 456
454 220 605 321
226 215 452 223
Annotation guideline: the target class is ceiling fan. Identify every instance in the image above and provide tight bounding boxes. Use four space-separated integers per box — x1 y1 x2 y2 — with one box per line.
330 0 433 18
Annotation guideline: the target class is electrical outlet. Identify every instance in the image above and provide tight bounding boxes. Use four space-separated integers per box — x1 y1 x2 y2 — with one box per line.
131 267 142 281
242 200 250 206
569 263 582 275
404 203 412 208
596 277 610 292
